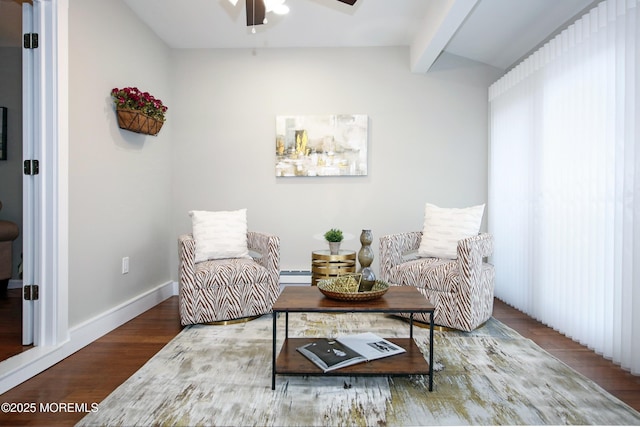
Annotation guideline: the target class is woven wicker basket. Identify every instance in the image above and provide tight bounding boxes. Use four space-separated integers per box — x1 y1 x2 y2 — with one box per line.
116 108 164 136
317 278 389 301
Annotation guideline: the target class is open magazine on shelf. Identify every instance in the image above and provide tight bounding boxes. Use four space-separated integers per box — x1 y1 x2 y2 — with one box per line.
296 332 406 372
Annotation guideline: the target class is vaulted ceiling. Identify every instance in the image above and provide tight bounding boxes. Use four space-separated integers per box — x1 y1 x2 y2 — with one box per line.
124 0 597 72
1 0 598 72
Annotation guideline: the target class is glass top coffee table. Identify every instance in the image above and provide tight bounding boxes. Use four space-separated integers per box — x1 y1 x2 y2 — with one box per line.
271 286 435 390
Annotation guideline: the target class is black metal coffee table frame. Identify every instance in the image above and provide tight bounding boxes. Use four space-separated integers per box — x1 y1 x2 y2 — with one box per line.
271 286 435 390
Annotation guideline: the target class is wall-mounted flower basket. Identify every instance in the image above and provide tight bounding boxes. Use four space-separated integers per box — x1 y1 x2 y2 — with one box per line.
116 108 163 136
111 87 167 137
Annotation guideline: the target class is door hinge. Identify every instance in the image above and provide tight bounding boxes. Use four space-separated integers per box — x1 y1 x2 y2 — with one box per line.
24 285 39 301
24 159 39 175
23 33 39 49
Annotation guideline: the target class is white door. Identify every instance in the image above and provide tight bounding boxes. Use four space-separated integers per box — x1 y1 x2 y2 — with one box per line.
21 1 39 346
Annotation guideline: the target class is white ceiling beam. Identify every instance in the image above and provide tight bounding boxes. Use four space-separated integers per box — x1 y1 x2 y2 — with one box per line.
410 0 478 73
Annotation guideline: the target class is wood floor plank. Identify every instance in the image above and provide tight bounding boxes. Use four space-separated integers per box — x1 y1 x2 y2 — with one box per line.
0 295 637 426
0 289 33 360
492 299 640 412
0 296 181 426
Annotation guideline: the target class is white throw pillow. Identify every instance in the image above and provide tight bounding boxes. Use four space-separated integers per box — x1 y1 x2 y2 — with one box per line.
417 203 485 259
189 209 249 262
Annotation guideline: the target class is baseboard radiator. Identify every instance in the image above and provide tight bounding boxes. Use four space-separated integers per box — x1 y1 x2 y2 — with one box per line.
279 270 311 286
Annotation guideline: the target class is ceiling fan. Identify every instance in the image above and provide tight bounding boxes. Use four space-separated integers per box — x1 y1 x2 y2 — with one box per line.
240 0 358 27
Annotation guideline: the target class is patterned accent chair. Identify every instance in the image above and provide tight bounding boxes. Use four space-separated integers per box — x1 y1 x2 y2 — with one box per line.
379 232 495 332
178 232 280 326
0 200 20 298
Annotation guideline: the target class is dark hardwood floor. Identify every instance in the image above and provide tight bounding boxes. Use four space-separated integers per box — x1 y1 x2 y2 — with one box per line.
492 300 640 412
0 291 183 426
0 291 638 426
0 289 32 360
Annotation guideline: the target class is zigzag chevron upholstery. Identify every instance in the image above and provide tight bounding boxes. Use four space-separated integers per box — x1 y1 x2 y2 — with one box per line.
380 232 495 332
178 231 280 325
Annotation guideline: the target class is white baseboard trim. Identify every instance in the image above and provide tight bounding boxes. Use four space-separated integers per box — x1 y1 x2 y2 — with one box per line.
280 270 312 285
8 279 22 289
67 281 175 353
0 281 176 395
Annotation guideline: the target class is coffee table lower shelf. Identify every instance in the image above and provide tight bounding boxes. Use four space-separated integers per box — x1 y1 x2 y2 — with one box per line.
275 337 430 376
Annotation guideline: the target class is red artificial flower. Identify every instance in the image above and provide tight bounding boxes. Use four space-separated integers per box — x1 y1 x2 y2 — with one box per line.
110 86 168 122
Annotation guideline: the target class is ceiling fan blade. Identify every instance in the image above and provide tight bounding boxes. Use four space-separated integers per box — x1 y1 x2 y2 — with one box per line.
336 0 358 5
246 0 266 26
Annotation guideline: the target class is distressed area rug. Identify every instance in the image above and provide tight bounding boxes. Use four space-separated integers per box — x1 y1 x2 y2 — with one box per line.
77 313 640 426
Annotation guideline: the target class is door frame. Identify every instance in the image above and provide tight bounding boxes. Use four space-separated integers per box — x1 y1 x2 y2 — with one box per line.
0 0 68 393
32 0 69 349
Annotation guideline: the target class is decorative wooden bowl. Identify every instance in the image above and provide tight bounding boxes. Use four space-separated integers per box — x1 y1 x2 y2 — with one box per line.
317 279 390 301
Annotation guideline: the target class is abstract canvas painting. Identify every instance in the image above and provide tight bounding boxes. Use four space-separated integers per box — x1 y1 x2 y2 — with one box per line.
275 114 368 177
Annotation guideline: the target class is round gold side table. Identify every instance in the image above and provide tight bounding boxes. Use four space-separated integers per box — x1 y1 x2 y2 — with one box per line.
311 249 356 286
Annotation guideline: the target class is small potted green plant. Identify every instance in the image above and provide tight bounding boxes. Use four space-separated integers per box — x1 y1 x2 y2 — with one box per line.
324 228 344 254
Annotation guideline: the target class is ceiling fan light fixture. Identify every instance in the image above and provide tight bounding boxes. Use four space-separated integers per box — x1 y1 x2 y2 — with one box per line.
264 0 289 15
271 5 289 15
242 0 355 29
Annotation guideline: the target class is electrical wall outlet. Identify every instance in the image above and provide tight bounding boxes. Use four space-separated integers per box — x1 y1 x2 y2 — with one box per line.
122 257 129 274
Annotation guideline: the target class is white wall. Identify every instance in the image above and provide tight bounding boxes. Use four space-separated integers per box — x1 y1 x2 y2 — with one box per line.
68 0 173 326
66 0 501 326
170 48 501 274
2 0 505 393
0 47 22 279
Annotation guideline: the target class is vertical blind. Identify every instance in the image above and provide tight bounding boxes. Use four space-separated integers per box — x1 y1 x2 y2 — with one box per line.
488 0 639 374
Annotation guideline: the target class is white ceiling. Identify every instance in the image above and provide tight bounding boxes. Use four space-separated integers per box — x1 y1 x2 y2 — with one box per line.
1 0 598 72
